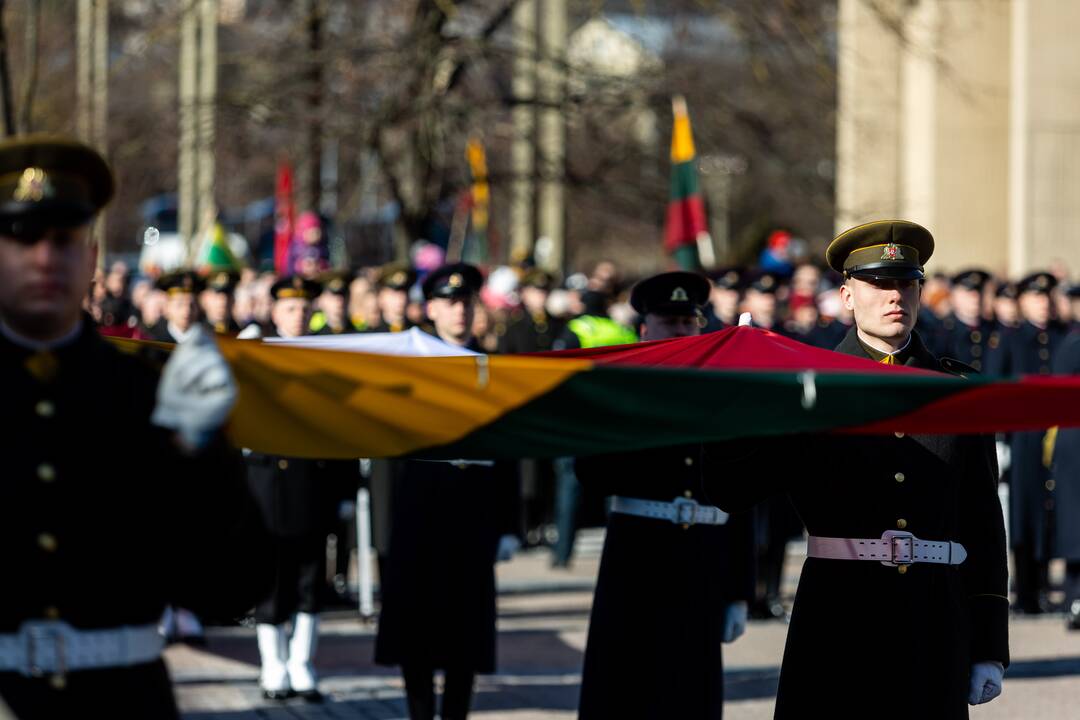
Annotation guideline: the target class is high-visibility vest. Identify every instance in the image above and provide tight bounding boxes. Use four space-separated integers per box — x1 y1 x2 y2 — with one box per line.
567 315 638 348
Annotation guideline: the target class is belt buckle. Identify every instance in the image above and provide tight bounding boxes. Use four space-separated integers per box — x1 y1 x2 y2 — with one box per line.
671 497 699 525
20 620 68 677
880 530 915 567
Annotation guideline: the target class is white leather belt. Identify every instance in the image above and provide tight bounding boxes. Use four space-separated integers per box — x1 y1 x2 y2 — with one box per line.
610 496 729 526
807 530 968 568
0 621 164 676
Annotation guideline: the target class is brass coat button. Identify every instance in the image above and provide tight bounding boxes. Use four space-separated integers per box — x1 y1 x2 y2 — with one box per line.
35 400 55 417
895 472 905 483
37 464 56 482
277 459 289 470
1046 479 1056 492
896 519 908 529
49 674 67 690
897 565 908 575
684 457 694 466
44 606 60 619
895 432 905 438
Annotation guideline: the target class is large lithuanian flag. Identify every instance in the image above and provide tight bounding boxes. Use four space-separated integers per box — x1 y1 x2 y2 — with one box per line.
117 328 1080 460
663 95 708 270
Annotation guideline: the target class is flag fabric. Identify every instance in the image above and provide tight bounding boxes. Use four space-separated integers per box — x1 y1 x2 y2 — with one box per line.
112 327 1080 460
273 162 295 275
465 137 490 264
663 96 708 270
197 222 242 272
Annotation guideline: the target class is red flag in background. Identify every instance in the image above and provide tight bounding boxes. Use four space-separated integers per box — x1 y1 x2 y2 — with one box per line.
663 96 708 270
274 162 295 275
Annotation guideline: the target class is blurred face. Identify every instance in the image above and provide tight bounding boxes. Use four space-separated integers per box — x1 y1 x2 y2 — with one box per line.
711 287 739 322
426 294 475 346
105 270 127 298
793 304 818 329
322 292 346 326
164 291 198 331
641 312 700 341
590 261 618 292
1019 290 1051 327
792 265 821 296
950 286 983 324
742 289 776 326
141 289 166 326
521 285 548 316
841 275 920 346
994 296 1018 326
379 287 408 324
201 290 231 324
271 297 311 338
0 224 97 341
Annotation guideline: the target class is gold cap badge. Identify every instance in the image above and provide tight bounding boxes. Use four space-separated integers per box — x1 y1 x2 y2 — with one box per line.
882 243 904 261
448 273 463 288
14 167 54 202
670 286 689 302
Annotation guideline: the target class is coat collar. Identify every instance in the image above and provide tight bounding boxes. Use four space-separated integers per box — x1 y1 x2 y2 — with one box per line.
835 326 939 371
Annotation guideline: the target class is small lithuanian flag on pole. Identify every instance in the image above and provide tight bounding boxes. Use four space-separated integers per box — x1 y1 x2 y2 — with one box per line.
663 95 709 270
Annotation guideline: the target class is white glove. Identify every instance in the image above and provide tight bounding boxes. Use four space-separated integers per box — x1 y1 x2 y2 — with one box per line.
722 601 748 643
496 534 521 562
151 325 238 449
968 661 1004 705
995 439 1011 476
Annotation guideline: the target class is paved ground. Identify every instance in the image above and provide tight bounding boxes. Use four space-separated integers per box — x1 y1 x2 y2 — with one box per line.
170 533 1080 719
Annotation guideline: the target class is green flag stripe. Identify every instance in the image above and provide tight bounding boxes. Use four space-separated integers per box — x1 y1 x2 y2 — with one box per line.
669 160 699 201
413 365 980 460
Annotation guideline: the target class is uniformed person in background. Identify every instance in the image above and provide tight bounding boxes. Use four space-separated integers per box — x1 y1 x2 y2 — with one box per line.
201 269 241 336
576 271 754 719
374 263 521 720
498 269 562 354
371 262 417 333
150 270 204 343
1051 327 1080 629
311 270 357 335
932 269 995 372
712 221 1008 717
739 270 803 619
247 275 331 702
498 268 562 545
152 266 220 644
704 267 742 332
986 271 1069 614
740 271 785 333
0 136 271 718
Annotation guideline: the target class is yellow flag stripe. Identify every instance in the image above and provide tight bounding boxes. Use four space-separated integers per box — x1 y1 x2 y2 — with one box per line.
670 96 696 164
214 338 591 458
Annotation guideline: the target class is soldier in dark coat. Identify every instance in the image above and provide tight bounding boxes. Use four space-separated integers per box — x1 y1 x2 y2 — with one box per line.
497 269 561 546
576 272 755 719
201 269 241 336
374 263 521 720
247 275 332 702
312 270 359 335
0 136 271 719
984 271 1068 613
498 269 563 354
1052 330 1080 629
703 267 742 332
930 269 995 372
712 221 1009 718
370 262 417 333
150 270 204 343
